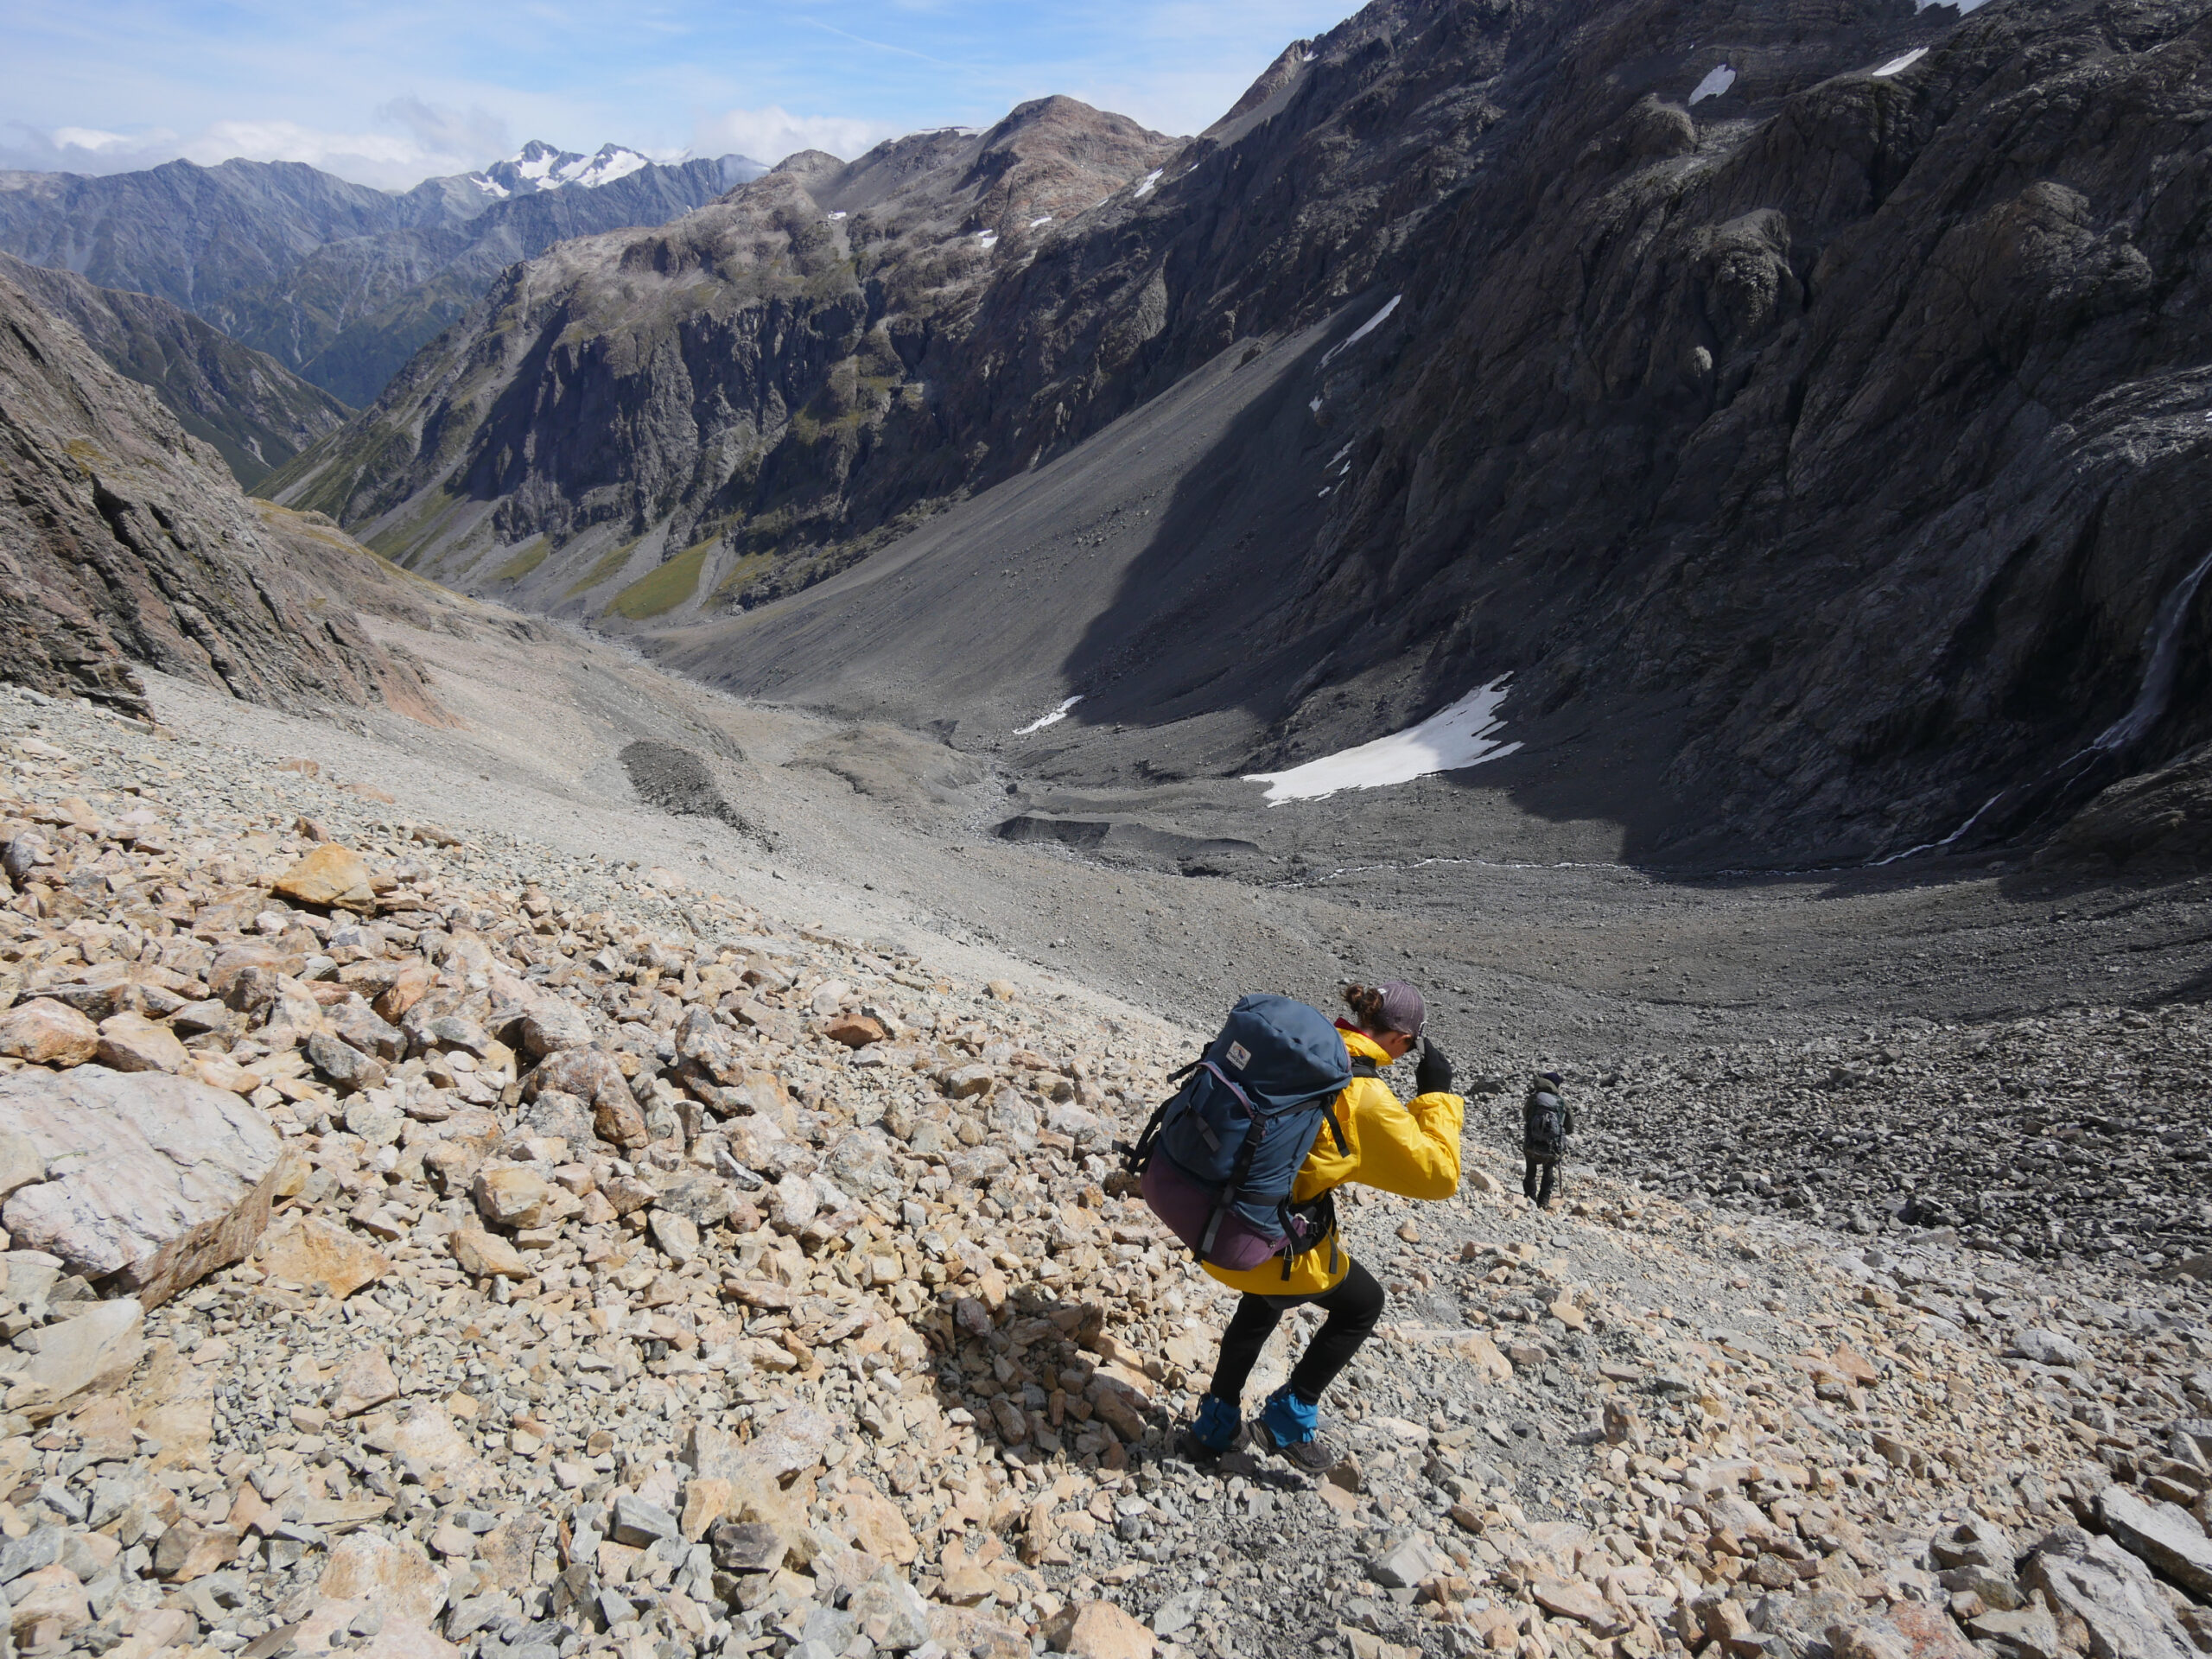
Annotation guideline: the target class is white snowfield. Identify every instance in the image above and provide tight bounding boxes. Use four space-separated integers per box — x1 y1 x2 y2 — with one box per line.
1133 168 1164 199
1247 677 1522 803
1872 48 1929 75
1320 294 1402 367
1014 696 1083 735
1689 64 1738 104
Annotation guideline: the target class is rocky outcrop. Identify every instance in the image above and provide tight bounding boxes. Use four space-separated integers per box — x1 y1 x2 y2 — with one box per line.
278 0 2212 865
0 251 350 486
0 1065 283 1306
0 151 759 404
0 267 448 719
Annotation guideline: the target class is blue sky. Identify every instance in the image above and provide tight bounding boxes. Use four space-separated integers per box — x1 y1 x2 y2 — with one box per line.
2 1 1357 188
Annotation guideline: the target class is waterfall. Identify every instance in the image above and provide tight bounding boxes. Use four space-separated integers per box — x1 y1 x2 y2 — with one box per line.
2089 547 2212 752
1878 546 2212 863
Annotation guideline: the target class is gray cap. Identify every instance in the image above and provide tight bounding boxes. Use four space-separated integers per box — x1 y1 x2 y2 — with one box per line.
1375 980 1426 1039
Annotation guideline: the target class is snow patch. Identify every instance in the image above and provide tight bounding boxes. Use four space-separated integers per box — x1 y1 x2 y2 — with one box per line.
827 210 848 221
1132 168 1163 199
1029 214 1052 227
1246 678 1522 804
1309 397 1324 414
1688 64 1737 104
1014 696 1083 735
1319 294 1402 367
976 230 999 249
1871 47 1927 75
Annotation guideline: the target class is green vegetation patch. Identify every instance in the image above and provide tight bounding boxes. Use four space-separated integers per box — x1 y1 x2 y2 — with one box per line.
709 550 777 601
563 537 640 599
365 485 464 569
493 537 550 583
610 541 710 620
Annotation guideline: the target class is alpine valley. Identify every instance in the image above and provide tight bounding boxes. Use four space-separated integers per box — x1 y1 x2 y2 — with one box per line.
1 4 2211 1659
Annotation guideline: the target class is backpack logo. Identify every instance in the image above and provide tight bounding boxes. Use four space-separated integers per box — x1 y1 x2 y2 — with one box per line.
1225 1041 1252 1071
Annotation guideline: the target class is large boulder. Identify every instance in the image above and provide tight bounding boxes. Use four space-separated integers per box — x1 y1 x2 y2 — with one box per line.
524 1046 647 1147
0 1065 282 1306
0 1297 143 1421
2097 1487 2212 1600
2021 1527 2196 1659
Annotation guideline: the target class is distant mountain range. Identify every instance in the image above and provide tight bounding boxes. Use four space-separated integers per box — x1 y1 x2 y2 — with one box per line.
0 144 765 405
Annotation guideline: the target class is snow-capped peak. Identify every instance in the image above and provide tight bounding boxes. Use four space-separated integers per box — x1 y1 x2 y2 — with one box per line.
464 141 659 199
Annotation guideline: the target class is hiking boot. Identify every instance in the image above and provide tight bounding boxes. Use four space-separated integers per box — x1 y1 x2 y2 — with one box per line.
1180 1394 1243 1460
1255 1385 1334 1472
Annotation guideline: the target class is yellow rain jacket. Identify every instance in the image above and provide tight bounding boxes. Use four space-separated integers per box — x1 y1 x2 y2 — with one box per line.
1200 1026 1465 1299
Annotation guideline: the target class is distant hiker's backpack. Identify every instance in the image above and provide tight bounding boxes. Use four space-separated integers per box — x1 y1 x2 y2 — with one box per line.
1524 1073 1569 1157
1125 994 1359 1278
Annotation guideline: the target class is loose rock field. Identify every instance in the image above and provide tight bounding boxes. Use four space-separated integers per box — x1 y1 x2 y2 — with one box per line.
0 683 2205 1659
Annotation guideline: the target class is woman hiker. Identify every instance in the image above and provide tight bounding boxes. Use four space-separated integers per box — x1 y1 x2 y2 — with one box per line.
1183 981 1465 1470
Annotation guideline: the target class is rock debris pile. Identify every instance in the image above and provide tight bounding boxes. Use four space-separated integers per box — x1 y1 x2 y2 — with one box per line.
0 682 2205 1659
1573 1023 2212 1268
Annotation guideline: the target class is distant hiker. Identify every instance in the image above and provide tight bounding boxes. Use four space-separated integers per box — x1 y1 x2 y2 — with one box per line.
1128 981 1463 1471
1522 1071 1573 1209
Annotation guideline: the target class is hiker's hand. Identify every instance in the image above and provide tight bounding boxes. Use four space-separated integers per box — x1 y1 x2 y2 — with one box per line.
1415 1039 1453 1096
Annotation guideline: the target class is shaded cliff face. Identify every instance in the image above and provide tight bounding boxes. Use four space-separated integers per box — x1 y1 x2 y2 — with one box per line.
278 0 2212 864
0 154 753 405
0 251 351 487
1271 0 2212 861
0 270 447 723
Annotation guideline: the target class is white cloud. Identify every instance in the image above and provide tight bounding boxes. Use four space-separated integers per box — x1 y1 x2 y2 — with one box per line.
49 126 140 153
375 96 512 166
0 103 522 190
691 105 904 166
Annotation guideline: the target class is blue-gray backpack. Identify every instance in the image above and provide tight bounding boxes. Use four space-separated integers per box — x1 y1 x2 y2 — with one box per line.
1125 994 1363 1278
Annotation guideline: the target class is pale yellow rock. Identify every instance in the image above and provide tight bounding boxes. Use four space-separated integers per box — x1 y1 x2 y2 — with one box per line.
192 1054 263 1095
94 1012 189 1074
0 1000 98 1066
256 1213 390 1300
448 1228 531 1279
1040 1599 1154 1659
318 1533 449 1624
682 1478 733 1541
1453 1333 1513 1382
842 1484 919 1564
6 1563 88 1636
270 843 377 910
473 1165 555 1229
328 1346 400 1419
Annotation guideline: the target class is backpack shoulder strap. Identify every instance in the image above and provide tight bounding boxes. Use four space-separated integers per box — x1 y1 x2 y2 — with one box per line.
1350 1058 1380 1078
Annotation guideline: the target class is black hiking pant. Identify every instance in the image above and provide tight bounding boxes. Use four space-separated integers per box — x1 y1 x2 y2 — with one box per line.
1523 1154 1558 1208
1207 1256 1385 1408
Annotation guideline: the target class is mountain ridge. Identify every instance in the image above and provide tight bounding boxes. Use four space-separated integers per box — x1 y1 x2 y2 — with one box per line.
0 265 446 724
0 250 350 487
0 147 765 404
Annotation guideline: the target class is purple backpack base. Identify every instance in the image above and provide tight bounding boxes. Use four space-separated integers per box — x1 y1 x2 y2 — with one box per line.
1140 1156 1285 1271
